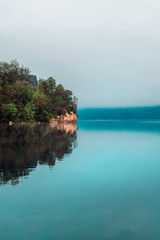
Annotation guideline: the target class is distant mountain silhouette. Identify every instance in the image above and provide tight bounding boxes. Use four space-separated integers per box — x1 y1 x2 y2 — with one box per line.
78 106 160 120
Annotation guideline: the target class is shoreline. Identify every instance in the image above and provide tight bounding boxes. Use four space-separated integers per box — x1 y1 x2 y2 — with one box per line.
0 120 78 134
1 112 78 125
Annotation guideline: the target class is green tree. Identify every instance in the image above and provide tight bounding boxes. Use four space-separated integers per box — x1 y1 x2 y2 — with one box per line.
0 60 32 86
0 60 78 122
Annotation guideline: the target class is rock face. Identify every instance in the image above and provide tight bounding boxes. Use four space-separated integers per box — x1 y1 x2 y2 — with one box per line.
50 112 78 123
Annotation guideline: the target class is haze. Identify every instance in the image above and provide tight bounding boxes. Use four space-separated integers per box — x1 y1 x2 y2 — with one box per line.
1 0 160 108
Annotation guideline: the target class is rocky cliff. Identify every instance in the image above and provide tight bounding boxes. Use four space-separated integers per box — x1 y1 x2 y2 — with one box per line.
50 112 78 123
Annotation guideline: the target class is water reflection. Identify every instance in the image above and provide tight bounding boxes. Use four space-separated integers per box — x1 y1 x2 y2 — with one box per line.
78 120 160 133
0 123 77 185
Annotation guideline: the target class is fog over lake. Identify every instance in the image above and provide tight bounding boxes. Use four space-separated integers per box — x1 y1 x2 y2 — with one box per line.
1 1 160 239
1 0 160 107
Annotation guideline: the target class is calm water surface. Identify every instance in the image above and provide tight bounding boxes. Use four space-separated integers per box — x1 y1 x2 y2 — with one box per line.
1 120 160 240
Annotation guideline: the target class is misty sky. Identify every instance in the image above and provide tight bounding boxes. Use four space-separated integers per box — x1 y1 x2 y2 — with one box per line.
1 0 160 108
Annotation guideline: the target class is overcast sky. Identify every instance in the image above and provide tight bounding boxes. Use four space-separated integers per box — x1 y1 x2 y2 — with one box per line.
1 0 160 108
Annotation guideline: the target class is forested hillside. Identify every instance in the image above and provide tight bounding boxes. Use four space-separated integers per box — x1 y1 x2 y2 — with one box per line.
0 60 77 122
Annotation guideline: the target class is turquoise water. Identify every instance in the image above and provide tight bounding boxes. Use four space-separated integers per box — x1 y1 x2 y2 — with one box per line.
1 121 160 240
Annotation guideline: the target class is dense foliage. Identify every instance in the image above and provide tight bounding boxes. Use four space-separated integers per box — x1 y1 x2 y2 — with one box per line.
0 60 77 122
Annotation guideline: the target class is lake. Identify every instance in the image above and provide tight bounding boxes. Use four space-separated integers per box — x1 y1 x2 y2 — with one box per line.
1 120 160 240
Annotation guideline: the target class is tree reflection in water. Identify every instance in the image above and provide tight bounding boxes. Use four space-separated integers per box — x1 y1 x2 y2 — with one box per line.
0 123 77 185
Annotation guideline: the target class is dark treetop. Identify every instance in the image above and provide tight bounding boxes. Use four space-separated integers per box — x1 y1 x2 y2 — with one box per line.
0 60 78 122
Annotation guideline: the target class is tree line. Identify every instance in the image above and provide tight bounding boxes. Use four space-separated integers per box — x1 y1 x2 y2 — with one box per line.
0 60 78 122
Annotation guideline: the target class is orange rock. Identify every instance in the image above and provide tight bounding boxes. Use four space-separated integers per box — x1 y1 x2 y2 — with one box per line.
50 112 78 123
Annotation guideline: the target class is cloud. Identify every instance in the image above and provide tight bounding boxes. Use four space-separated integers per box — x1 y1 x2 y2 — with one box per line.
1 0 160 107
